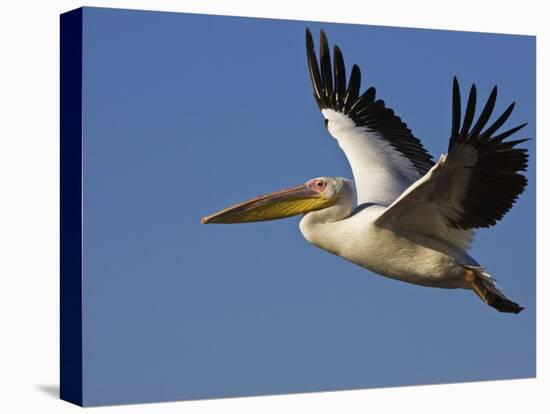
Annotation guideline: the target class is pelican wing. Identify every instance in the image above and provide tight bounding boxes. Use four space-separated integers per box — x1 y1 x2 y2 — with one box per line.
306 29 434 205
375 78 528 248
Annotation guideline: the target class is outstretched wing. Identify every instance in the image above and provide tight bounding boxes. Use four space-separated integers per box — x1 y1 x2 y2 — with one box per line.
306 29 434 205
376 78 528 249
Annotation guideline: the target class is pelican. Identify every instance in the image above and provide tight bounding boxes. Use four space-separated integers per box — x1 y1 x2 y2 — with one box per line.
201 29 529 314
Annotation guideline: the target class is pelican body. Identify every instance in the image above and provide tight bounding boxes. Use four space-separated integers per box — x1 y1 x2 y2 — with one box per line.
201 29 529 314
298 182 472 290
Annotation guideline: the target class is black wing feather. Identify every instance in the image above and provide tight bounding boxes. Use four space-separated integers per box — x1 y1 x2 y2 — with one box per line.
469 86 497 137
305 29 326 108
479 102 515 141
305 28 434 176
448 77 529 229
319 30 334 106
460 85 477 139
343 65 361 112
492 123 528 143
333 46 346 112
450 77 461 148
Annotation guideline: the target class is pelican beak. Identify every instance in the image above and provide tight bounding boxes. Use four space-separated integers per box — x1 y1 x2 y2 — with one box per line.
201 183 334 224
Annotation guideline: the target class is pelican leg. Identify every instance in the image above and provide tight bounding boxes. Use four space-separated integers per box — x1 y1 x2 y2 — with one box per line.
463 267 524 313
464 269 489 303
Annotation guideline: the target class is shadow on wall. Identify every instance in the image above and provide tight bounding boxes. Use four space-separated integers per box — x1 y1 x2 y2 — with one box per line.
36 384 59 399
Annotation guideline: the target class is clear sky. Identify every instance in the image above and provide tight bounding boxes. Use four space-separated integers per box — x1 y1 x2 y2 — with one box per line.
81 7 536 406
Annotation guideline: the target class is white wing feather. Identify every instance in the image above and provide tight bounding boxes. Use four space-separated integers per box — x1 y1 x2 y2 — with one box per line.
375 154 475 250
323 109 422 205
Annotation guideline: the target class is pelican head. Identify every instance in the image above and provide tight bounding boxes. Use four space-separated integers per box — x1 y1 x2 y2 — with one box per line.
201 177 355 225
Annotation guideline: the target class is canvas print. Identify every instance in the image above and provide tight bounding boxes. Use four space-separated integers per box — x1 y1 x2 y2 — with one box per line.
60 6 536 407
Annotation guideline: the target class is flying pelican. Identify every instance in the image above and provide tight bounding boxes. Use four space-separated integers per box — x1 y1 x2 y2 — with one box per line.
201 29 529 314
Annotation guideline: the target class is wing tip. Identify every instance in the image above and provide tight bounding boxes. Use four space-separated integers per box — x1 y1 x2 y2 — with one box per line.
305 27 314 50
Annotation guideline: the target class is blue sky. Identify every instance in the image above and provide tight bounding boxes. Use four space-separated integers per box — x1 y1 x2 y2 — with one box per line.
81 7 535 405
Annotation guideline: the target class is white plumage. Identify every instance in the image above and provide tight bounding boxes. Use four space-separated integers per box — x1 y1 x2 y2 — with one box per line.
202 29 529 314
302 29 528 313
323 108 420 205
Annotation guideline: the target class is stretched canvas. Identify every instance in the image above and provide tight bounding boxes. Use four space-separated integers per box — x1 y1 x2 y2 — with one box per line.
60 6 536 407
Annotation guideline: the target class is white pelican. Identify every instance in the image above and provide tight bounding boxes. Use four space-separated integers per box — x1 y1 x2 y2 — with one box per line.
201 29 529 314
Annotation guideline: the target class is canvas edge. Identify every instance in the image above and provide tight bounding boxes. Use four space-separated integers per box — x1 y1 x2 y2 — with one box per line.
60 7 84 407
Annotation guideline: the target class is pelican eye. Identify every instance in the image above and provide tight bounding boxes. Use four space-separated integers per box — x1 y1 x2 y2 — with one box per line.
312 180 327 191
307 179 327 193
